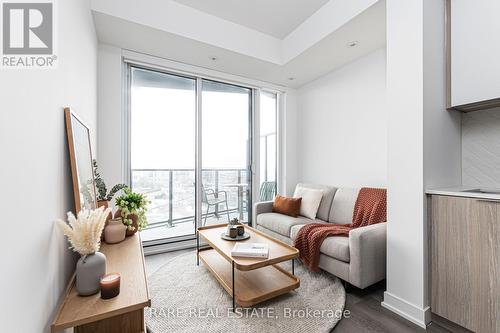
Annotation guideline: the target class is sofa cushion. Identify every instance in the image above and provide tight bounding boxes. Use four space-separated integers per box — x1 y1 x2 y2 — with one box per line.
293 186 323 219
320 236 350 262
272 195 302 217
256 213 318 237
296 183 337 221
289 224 350 262
290 224 307 240
328 188 360 224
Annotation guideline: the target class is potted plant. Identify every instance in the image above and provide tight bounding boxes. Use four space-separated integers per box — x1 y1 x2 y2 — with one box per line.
92 159 127 210
57 206 111 296
229 218 241 226
115 188 150 236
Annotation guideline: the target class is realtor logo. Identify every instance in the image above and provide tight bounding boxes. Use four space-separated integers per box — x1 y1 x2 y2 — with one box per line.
1 0 57 68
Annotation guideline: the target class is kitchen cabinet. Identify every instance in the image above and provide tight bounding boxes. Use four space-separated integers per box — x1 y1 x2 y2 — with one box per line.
431 195 499 333
448 0 500 111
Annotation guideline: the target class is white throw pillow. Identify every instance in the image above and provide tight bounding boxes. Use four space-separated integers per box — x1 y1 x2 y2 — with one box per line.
293 186 323 220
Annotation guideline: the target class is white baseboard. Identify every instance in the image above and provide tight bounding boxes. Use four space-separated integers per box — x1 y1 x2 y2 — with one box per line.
143 239 196 256
382 292 431 329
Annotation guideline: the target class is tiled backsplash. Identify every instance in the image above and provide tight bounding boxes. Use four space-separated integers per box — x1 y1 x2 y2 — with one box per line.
462 107 500 188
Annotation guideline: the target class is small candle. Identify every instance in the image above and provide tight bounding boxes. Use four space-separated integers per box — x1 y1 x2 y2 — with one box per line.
229 226 238 238
236 225 244 236
100 273 120 299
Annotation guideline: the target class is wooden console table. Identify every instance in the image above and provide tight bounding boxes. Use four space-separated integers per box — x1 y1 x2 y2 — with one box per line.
51 234 150 333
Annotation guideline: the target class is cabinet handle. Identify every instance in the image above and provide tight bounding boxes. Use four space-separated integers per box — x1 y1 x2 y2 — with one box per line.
476 199 500 204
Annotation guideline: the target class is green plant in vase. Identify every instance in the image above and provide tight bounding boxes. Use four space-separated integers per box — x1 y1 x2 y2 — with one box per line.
229 218 240 226
92 159 127 203
115 188 150 236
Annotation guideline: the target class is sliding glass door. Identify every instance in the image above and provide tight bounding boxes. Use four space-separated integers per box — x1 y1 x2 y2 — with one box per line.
129 67 253 244
259 91 278 201
201 80 252 226
130 67 197 242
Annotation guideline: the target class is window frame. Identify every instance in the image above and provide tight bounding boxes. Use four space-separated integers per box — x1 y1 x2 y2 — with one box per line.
122 52 285 250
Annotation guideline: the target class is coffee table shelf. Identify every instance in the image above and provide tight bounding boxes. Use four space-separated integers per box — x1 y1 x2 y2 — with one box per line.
199 248 299 307
197 224 300 308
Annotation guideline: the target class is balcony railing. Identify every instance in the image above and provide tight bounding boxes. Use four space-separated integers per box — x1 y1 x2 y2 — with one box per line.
131 168 249 229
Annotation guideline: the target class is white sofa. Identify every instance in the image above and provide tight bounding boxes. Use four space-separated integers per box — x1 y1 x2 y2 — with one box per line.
253 183 386 289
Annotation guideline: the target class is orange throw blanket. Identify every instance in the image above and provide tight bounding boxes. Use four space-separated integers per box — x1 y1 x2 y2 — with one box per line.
293 187 387 272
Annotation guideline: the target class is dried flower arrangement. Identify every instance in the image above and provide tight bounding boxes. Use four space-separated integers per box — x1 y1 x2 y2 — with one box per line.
56 206 112 257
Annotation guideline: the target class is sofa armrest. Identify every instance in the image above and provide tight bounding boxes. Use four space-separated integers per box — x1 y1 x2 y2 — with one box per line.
253 201 274 224
252 201 274 228
348 222 386 289
254 201 274 215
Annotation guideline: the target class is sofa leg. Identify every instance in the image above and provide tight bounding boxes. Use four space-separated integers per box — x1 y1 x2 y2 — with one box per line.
342 280 352 293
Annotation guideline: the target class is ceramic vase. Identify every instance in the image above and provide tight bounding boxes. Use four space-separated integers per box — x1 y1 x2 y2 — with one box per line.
114 209 139 237
104 218 127 244
76 252 106 296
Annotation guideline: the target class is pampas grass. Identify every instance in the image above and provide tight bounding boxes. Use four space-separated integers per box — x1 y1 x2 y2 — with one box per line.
57 206 112 256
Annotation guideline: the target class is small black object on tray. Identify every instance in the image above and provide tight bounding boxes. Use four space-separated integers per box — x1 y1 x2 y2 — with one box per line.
221 220 249 240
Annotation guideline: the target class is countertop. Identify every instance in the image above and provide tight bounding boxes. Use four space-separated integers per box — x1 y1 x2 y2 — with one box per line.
426 186 500 200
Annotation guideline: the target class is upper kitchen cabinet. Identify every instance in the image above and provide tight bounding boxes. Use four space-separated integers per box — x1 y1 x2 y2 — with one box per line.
449 0 500 112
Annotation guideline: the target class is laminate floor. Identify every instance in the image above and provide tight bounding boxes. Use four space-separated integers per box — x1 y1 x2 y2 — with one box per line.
331 281 453 333
145 250 456 333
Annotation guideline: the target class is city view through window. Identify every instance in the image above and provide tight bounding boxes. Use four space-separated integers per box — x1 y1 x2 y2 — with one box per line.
130 67 276 243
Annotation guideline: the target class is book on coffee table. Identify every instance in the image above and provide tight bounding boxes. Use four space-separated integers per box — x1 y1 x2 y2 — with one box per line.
231 243 269 258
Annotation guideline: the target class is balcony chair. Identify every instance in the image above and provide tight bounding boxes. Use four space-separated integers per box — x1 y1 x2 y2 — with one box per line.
259 181 276 201
202 185 231 226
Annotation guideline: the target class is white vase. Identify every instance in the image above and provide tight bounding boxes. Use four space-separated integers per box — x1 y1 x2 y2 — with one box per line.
104 218 127 244
76 252 106 296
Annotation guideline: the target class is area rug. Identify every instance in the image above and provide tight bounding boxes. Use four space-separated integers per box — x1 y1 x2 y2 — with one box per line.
145 252 345 333
146 251 345 333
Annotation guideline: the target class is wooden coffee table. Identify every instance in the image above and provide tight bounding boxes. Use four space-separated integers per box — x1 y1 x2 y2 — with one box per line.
197 224 300 309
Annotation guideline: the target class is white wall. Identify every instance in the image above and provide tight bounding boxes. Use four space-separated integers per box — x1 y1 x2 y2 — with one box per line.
384 0 427 326
97 44 125 190
383 0 461 328
282 89 299 195
0 1 97 332
423 0 462 191
296 48 387 188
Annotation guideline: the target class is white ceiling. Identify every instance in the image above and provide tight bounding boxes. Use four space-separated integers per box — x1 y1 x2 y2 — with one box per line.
93 0 385 88
172 0 330 38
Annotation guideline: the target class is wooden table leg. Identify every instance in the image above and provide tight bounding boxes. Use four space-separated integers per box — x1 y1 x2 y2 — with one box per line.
232 260 236 311
197 230 200 266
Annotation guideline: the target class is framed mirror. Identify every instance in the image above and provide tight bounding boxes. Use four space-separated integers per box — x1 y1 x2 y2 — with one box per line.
64 107 97 213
